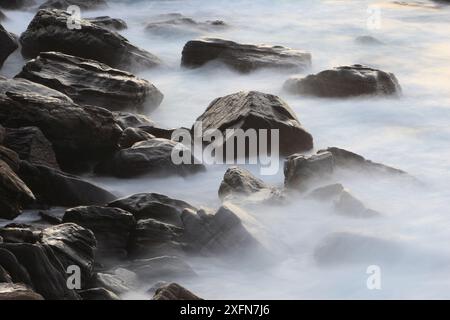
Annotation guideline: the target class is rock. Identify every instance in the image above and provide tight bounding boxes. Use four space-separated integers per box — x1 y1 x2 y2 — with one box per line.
3 126 59 169
0 146 20 171
0 24 18 68
16 52 164 111
93 272 132 295
153 283 202 300
41 223 96 284
38 210 63 225
181 38 311 73
113 112 154 130
118 127 155 149
0 243 79 299
284 152 335 191
318 147 407 176
0 0 34 10
78 287 120 300
86 16 127 31
308 183 345 200
95 138 205 178
284 64 401 97
20 9 162 72
334 191 379 218
128 256 196 280
18 161 116 208
0 78 122 166
0 124 4 143
0 265 11 282
0 227 38 243
355 35 383 45
193 91 313 156
63 206 136 260
140 125 185 140
0 248 33 285
145 14 225 37
108 193 197 226
0 160 35 220
0 283 44 300
39 0 107 10
0 11 5 22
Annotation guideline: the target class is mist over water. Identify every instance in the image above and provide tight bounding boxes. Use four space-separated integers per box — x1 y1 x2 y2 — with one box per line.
2 0 450 299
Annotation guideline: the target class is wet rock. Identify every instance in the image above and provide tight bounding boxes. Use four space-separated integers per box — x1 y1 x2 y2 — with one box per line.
145 14 225 37
95 138 205 178
39 0 107 10
0 283 44 300
86 16 127 31
0 248 33 285
63 206 136 260
0 23 18 68
128 256 196 280
0 78 122 166
108 192 197 226
0 146 20 171
284 64 401 97
182 38 311 73
0 227 38 244
118 127 155 149
18 161 116 208
0 160 35 220
284 152 335 191
78 287 120 300
113 112 155 130
153 283 202 300
20 9 162 72
16 52 163 111
194 91 313 156
3 126 59 169
0 0 34 10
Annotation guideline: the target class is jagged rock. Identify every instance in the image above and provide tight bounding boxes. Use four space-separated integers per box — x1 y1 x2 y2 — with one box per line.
118 127 155 149
113 112 155 130
182 38 311 73
0 23 18 68
86 16 127 31
3 126 59 169
153 283 202 300
18 161 115 208
63 206 136 260
95 138 205 178
108 192 197 226
128 256 196 280
16 52 163 111
78 287 120 300
284 65 401 97
39 0 107 10
0 283 44 300
20 9 162 72
193 91 313 156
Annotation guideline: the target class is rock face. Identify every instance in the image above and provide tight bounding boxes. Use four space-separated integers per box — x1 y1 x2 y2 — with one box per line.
153 283 202 300
0 283 44 300
40 0 107 10
3 126 59 169
95 138 205 178
16 52 164 111
0 78 122 165
193 91 313 156
0 24 18 68
18 161 116 208
182 38 311 73
284 65 401 97
146 14 225 37
20 10 162 72
63 206 136 260
108 193 197 227
86 16 128 31
0 160 35 220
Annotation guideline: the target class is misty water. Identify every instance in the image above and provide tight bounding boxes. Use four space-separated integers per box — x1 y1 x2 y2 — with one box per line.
2 0 450 299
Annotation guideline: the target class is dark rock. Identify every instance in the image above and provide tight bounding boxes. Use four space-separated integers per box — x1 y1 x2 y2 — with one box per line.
0 11 5 22
0 265 11 282
153 283 202 300
128 256 196 280
39 0 107 10
0 146 20 171
113 112 154 130
95 138 205 178
182 38 311 73
0 160 35 220
18 161 116 208
0 78 122 166
63 206 136 260
0 227 38 244
284 152 335 191
284 64 401 98
118 127 155 149
145 14 225 37
20 9 162 72
0 283 44 300
0 23 18 68
0 123 4 143
140 125 184 140
86 16 127 31
0 0 34 10
38 210 63 225
108 192 197 226
78 287 120 300
193 91 313 156
0 247 33 285
16 52 164 111
3 126 59 169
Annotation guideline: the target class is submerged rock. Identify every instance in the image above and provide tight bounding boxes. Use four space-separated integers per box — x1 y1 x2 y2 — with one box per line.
153 282 202 300
182 38 311 73
284 65 401 97
0 23 18 68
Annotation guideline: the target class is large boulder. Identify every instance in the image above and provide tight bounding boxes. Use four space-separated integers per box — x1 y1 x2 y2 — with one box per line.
181 38 311 73
146 14 225 37
95 138 205 178
108 193 197 227
3 126 59 169
16 52 164 111
18 161 116 208
193 91 313 157
0 283 44 300
86 16 127 31
39 0 107 10
0 160 35 220
0 0 34 9
63 206 136 260
0 78 122 166
284 65 401 97
0 23 18 68
153 283 202 300
20 9 162 72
